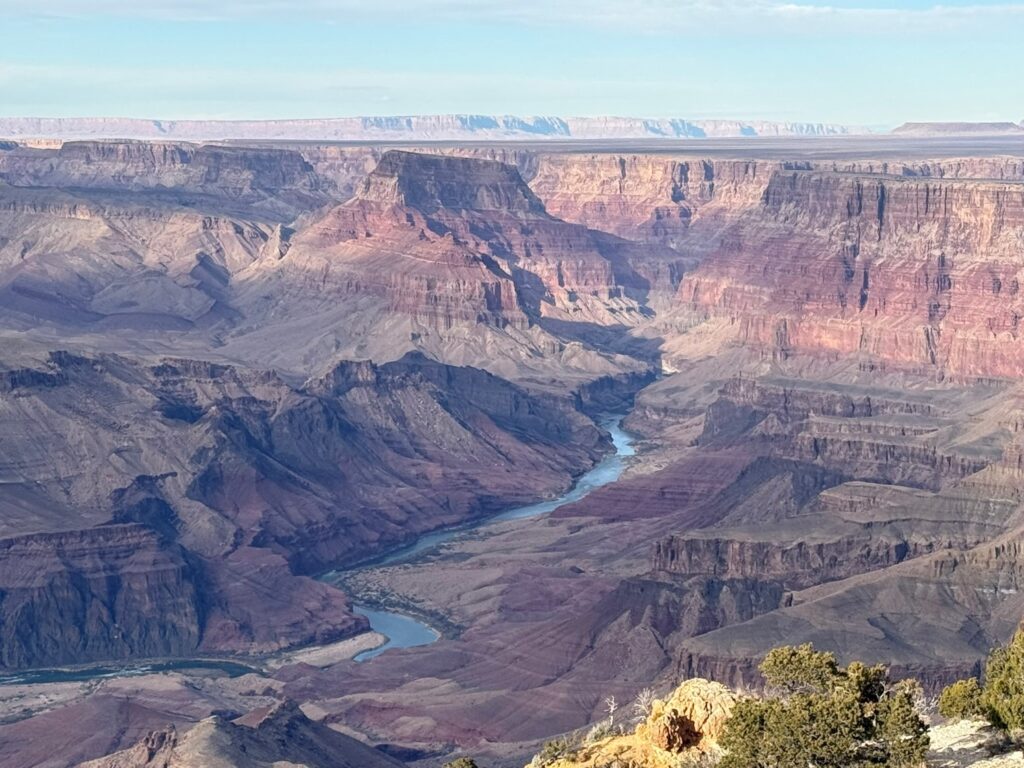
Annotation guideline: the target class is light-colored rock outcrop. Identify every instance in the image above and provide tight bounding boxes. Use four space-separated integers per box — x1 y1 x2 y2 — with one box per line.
535 678 737 768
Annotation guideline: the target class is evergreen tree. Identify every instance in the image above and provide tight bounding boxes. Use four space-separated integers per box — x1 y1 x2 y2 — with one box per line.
720 644 929 768
878 681 930 767
938 678 984 721
982 628 1024 730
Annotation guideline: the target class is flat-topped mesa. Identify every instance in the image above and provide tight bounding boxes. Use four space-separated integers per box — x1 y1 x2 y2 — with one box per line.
0 114 860 141
0 140 329 221
357 149 548 215
892 121 1024 135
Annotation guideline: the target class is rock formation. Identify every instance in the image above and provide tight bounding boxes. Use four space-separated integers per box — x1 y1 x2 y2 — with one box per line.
231 150 685 381
0 348 606 668
534 678 737 768
76 700 403 768
673 168 1024 378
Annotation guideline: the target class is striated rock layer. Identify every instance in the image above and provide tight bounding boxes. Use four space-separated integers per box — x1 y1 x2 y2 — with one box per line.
0 348 607 668
676 169 1024 378
230 150 687 381
4 139 1024 765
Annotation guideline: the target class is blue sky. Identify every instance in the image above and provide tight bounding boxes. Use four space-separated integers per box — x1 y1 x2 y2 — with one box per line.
0 1 1021 127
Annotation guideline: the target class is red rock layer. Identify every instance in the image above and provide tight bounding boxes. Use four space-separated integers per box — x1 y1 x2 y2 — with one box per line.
528 155 776 248
675 169 1024 377
262 151 687 334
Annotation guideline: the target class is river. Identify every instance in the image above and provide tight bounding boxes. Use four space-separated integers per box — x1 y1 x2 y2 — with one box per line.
0 658 258 687
344 414 636 661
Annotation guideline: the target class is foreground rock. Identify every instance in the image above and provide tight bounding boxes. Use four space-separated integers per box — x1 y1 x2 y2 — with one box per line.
536 679 737 768
927 719 1024 768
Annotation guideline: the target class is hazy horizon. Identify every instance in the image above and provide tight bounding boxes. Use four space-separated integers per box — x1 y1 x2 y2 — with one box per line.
1 1 1022 127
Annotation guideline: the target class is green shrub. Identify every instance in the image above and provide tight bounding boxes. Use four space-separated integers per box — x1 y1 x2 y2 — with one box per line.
584 721 617 744
938 678 985 721
982 629 1024 730
720 644 929 768
532 737 577 766
443 759 480 768
759 643 840 696
878 681 930 767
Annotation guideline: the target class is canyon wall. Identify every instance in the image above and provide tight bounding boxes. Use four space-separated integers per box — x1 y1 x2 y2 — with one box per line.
677 169 1024 377
0 141 332 221
0 348 607 668
0 525 202 668
518 152 1024 379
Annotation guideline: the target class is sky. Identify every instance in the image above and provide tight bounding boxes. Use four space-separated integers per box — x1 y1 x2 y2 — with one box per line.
0 1 1021 128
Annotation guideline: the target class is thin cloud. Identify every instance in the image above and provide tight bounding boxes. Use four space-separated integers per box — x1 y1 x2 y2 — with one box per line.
2 0 1023 33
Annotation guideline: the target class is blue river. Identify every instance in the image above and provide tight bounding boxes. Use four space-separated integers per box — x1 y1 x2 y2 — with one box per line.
349 414 635 661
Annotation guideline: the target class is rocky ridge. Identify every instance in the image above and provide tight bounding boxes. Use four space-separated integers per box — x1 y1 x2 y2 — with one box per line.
75 699 403 768
229 150 686 381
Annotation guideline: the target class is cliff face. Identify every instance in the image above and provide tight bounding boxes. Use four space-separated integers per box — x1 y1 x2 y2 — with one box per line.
0 525 202 668
0 141 331 221
675 169 1024 377
529 155 777 248
520 152 1024 379
234 150 686 379
276 150 679 326
520 151 1024 380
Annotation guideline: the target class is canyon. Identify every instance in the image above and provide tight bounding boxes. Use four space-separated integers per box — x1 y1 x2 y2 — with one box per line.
0 134 1023 766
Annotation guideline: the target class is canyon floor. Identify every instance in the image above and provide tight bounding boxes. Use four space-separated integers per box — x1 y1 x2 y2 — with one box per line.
0 134 1023 766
